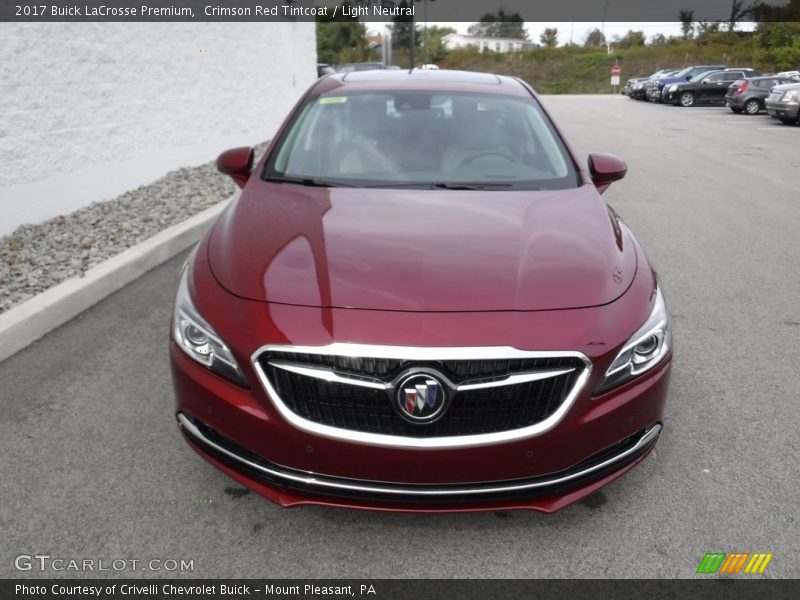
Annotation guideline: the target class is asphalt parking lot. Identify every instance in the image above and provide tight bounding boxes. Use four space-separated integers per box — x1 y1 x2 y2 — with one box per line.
1 95 798 579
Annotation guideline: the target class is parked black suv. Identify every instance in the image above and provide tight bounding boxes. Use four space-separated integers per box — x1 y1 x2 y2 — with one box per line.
663 69 761 107
726 76 799 114
645 65 726 102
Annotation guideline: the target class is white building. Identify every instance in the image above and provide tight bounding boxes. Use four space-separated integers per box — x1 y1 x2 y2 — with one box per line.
442 33 536 54
0 22 316 236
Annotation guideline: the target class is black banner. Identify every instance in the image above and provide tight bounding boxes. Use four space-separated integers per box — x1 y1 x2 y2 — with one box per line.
0 0 796 22
4 580 800 600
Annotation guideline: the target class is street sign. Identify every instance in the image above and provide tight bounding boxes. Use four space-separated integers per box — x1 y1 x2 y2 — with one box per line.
611 75 621 86
611 65 621 75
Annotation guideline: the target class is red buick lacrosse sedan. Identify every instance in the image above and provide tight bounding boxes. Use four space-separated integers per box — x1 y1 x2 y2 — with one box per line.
170 70 671 512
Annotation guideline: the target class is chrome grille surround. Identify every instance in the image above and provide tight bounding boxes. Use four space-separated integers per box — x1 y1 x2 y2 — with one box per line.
251 343 592 449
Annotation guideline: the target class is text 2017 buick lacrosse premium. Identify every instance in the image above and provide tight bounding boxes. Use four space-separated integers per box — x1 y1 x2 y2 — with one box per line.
170 70 671 512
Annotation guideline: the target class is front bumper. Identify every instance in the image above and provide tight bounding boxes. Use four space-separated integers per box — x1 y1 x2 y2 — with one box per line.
766 101 799 121
171 336 670 512
662 89 678 104
178 412 661 511
646 87 662 101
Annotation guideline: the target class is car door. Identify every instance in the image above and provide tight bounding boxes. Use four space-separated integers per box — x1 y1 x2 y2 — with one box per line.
706 72 743 102
695 72 724 101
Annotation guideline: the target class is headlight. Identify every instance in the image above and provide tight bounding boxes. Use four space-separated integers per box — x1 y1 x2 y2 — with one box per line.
781 90 799 103
173 256 248 387
594 286 671 395
668 84 678 92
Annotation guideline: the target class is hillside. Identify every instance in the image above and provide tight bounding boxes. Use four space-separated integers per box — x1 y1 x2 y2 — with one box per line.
439 35 789 94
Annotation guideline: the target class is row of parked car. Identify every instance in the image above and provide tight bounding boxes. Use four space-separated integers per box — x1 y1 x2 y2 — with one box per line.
622 65 800 124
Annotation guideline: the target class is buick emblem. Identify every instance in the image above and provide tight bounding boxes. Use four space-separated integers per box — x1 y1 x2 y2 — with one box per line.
395 372 448 424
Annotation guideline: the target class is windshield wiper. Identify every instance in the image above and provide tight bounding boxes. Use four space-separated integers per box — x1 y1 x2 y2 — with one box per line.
264 175 352 188
432 182 516 190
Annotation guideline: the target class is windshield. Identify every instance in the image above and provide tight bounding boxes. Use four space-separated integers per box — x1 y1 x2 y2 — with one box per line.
264 90 580 190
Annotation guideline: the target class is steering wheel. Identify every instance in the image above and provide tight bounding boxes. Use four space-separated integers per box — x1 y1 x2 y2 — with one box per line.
458 150 516 167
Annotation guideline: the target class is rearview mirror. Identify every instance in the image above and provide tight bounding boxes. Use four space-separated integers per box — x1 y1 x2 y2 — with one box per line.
216 147 254 188
588 153 627 194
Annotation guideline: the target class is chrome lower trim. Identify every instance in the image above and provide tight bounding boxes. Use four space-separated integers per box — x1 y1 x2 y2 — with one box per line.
178 413 661 498
251 343 592 449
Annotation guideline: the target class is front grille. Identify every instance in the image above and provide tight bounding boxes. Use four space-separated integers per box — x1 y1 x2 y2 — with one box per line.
258 349 587 438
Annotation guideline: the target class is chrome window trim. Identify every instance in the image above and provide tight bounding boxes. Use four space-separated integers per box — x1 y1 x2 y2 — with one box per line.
178 413 660 497
250 343 592 449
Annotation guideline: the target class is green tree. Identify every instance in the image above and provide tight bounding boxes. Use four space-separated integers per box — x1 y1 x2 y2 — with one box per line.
468 8 528 39
679 9 695 40
754 21 800 70
727 0 757 31
650 33 667 46
540 28 559 47
316 16 368 64
390 0 420 55
584 28 606 47
614 30 645 49
420 25 456 62
697 21 722 34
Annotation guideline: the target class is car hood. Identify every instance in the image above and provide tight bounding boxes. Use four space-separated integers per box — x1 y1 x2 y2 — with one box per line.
771 82 800 93
207 182 637 312
657 76 688 86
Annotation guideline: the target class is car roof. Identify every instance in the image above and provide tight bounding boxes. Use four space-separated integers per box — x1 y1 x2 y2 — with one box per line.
747 75 790 81
313 69 529 97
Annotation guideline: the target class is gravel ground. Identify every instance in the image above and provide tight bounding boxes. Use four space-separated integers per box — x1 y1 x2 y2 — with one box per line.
0 144 266 314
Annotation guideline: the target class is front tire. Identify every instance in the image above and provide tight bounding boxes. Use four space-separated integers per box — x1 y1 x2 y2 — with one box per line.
730 106 743 113
679 92 695 107
744 99 761 115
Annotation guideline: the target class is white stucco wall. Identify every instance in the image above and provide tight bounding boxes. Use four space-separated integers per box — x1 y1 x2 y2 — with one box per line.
0 22 316 235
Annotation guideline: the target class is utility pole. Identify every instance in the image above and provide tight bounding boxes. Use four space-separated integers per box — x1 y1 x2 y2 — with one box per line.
409 10 415 68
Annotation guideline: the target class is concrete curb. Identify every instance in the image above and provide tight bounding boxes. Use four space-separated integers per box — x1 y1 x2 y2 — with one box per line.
0 195 234 364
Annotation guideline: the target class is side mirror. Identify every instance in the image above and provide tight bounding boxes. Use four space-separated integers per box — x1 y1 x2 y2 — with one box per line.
588 153 627 194
216 147 254 188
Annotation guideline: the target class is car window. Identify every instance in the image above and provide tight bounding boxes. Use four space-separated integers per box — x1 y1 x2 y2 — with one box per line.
266 91 579 190
705 72 730 82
